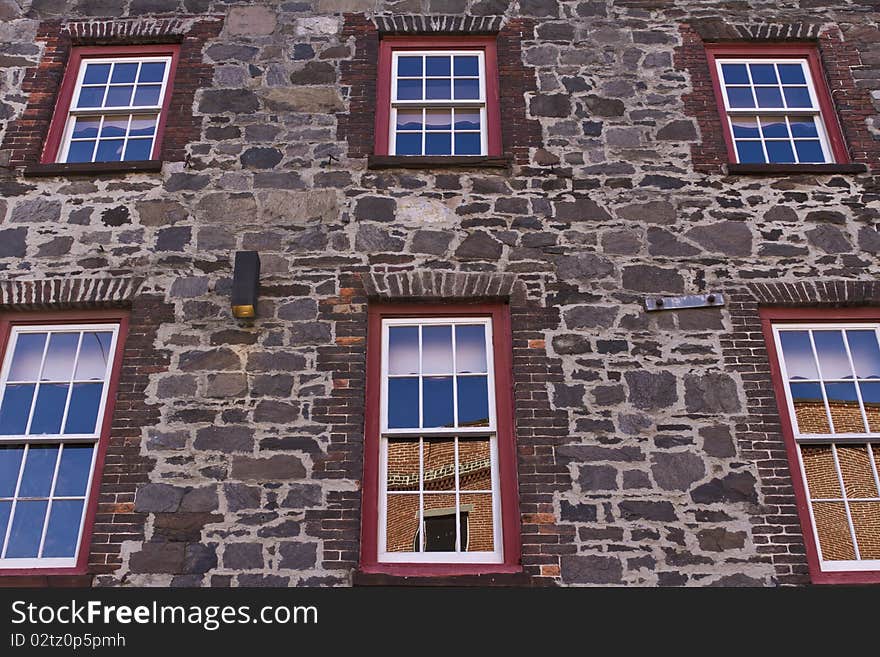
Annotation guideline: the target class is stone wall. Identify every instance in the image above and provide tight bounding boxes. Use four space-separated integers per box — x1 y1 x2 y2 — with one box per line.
0 0 879 587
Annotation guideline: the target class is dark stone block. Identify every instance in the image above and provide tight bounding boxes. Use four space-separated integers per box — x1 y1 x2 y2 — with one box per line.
554 383 585 408
156 226 191 252
223 543 264 570
555 197 611 222
153 513 222 542
281 484 323 508
289 322 331 345
700 426 736 458
639 175 686 190
179 349 241 371
199 89 260 114
231 456 306 480
578 464 617 490
254 401 300 423
552 334 593 355
530 94 571 117
180 487 219 512
624 371 677 410
691 471 758 505
686 221 753 256
356 224 405 252
684 373 741 413
240 147 284 169
561 555 623 584
592 385 624 405
697 528 746 552
279 541 318 570
135 483 185 513
806 224 851 253
183 543 217 574
0 228 27 257
560 500 598 522
455 230 503 260
651 452 705 491
130 543 186 574
251 374 295 397
708 574 766 587
355 196 396 222
290 61 336 85
555 253 614 281
257 520 301 538
194 426 254 453
647 227 700 257
412 230 452 255
101 206 130 227
622 265 684 293
563 305 618 329
584 95 624 116
618 500 676 521
278 298 318 321
225 484 262 512
657 120 697 140
247 352 307 372
237 575 290 587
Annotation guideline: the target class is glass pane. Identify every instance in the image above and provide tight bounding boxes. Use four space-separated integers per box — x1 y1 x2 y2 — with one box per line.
124 138 154 161
54 444 94 497
133 85 162 106
422 377 453 428
72 117 101 140
766 141 795 163
425 133 451 155
760 117 789 138
422 325 452 375
82 63 111 84
110 62 138 83
789 116 819 138
75 332 113 381
95 140 124 162
721 63 749 84
0 385 35 435
837 446 877 498
731 117 760 138
455 133 481 155
457 376 489 427
847 331 880 379
425 110 451 131
422 494 457 551
425 78 451 100
77 87 105 108
397 56 422 77
735 141 765 163
791 382 830 434
783 87 813 108
461 493 493 552
749 63 777 84
795 140 825 163
860 382 880 432
138 61 166 83
30 384 68 435
395 133 422 155
455 325 487 373
18 445 59 497
812 501 855 560
385 494 418 552
396 110 422 131
66 141 96 163
755 87 784 108
422 439 455 492
129 115 157 137
849 502 880 560
454 109 480 131
105 85 134 107
0 502 9 549
0 446 24 497
454 78 480 100
388 326 419 375
825 382 865 433
387 378 419 429
42 499 85 558
8 333 47 381
42 333 80 381
454 56 479 77
396 79 422 100
100 117 128 138
459 439 491 491
425 56 450 77
778 63 806 85
64 383 102 435
814 331 853 379
780 331 819 380
386 439 419 492
5 500 48 558
726 86 755 108
801 446 838 499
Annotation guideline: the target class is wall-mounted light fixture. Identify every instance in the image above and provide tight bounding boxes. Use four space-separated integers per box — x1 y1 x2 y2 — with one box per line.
231 251 260 319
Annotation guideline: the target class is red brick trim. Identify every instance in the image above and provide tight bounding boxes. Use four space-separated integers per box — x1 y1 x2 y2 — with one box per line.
1 16 223 169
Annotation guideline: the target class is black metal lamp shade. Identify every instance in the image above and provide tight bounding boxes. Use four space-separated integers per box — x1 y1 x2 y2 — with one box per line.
231 251 260 318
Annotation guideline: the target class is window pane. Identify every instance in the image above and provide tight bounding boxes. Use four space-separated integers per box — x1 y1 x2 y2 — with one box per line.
789 116 819 138
388 326 419 376
8 333 46 381
397 56 422 77
105 85 134 107
755 87 784 108
100 117 128 138
64 383 103 435
760 117 789 138
0 502 9 548
454 109 480 131
454 56 479 77
423 439 455 491
422 494 457 551
459 439 491 491
386 439 419 492
129 115 157 137
825 382 865 433
814 331 853 379
453 78 480 100
850 502 880 559
42 499 85 558
455 325 487 373
422 377 454 428
397 79 422 100
846 331 880 379
837 446 878 498
395 133 422 155
422 325 452 375
457 376 490 427
461 493 493 551
72 117 101 140
425 110 451 131
138 61 166 83
75 332 113 381
124 138 154 161
425 133 451 155
765 140 795 163
396 110 422 131
0 385 35 435
721 63 749 84
812 501 855 560
66 141 96 163
425 56 450 77
425 78 451 100
455 133 481 155
801 445 840 498
133 84 162 106
110 62 138 83
783 87 813 108
54 445 94 497
778 63 807 84
77 87 105 108
30 384 68 435
780 331 819 380
82 63 111 84
726 87 755 108
18 445 59 497
795 140 824 163
735 141 765 163
731 117 760 138
388 378 419 429
749 63 777 84
42 333 80 382
385 494 418 552
95 139 125 162
790 382 830 434
5 500 48 558
0 446 24 497
860 382 880 432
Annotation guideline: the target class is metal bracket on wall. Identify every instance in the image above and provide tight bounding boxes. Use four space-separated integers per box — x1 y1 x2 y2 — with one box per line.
645 293 725 312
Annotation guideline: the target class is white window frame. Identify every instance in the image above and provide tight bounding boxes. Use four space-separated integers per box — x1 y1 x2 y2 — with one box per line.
0 323 120 569
772 322 880 573
389 50 488 157
715 58 835 164
57 56 173 164
378 316 503 564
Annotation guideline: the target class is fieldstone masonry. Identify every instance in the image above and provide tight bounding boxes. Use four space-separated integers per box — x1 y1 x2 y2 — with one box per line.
0 0 878 587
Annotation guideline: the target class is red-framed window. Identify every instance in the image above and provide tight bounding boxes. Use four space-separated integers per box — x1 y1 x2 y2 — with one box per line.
0 311 127 575
41 45 180 165
360 303 521 576
705 44 848 164
762 307 880 585
374 37 502 157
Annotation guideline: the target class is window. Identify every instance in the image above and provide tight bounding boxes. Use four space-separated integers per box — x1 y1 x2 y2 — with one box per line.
42 46 179 165
361 303 520 575
374 37 502 158
706 45 848 165
763 308 880 584
0 318 124 571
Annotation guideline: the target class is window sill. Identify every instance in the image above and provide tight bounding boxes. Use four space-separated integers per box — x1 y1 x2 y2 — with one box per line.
725 163 868 176
353 568 532 587
0 574 93 588
367 155 511 170
23 160 163 177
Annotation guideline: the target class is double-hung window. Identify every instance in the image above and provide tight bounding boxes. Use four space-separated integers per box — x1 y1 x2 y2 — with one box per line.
0 319 123 571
